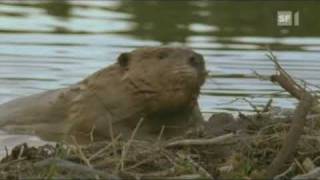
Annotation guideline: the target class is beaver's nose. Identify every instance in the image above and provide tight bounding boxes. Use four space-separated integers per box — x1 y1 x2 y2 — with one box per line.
188 54 205 72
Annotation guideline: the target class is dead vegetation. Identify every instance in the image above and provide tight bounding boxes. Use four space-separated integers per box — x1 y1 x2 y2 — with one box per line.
1 51 320 179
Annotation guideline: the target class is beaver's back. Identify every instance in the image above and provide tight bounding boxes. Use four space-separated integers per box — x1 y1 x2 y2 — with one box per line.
0 89 70 139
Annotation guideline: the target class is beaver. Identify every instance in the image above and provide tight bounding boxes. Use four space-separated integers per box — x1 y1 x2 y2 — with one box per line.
0 47 207 143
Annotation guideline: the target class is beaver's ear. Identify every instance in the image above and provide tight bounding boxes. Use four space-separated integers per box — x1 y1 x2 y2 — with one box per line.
117 52 130 68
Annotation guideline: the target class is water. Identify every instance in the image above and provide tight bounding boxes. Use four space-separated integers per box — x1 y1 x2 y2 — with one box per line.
1 1 320 119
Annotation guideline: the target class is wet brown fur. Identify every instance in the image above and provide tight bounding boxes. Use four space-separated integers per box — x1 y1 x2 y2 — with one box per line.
0 47 206 143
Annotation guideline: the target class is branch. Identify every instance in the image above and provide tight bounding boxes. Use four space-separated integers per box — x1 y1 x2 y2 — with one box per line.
264 51 315 178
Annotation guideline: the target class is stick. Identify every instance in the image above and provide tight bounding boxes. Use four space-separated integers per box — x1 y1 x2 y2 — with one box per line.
165 133 235 148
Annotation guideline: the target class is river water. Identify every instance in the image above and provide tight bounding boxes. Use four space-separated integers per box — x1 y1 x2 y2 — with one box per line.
0 1 320 119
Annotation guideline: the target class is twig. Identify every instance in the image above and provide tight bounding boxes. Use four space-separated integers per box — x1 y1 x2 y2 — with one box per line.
252 69 271 81
242 98 261 114
157 125 166 142
108 117 117 160
124 153 162 171
263 98 273 112
165 133 235 148
72 136 92 168
17 143 26 159
180 154 213 179
89 125 96 142
4 146 8 158
119 118 144 170
161 150 178 167
88 135 121 161
267 49 306 100
125 126 167 172
294 158 306 174
273 162 296 180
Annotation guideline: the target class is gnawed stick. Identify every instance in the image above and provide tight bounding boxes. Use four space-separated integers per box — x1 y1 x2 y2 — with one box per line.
165 133 235 148
264 51 315 178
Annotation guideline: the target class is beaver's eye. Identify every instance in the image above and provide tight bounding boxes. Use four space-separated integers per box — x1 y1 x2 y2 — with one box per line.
118 52 130 67
189 56 199 67
158 51 168 60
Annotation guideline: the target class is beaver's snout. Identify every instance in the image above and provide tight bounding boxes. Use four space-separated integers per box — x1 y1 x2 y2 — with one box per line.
188 53 206 85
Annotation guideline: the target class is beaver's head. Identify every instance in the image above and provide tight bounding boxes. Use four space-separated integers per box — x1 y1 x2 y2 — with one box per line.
118 47 207 114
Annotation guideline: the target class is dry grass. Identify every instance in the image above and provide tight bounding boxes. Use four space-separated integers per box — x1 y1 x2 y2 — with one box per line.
1 109 320 179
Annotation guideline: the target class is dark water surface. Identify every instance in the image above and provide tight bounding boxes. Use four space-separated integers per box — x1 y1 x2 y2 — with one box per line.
1 1 320 118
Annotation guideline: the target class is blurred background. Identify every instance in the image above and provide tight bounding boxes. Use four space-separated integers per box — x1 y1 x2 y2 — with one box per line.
0 1 319 118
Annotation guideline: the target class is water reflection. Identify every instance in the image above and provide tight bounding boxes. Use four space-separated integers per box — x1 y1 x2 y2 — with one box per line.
40 0 71 19
115 1 320 42
0 1 319 115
